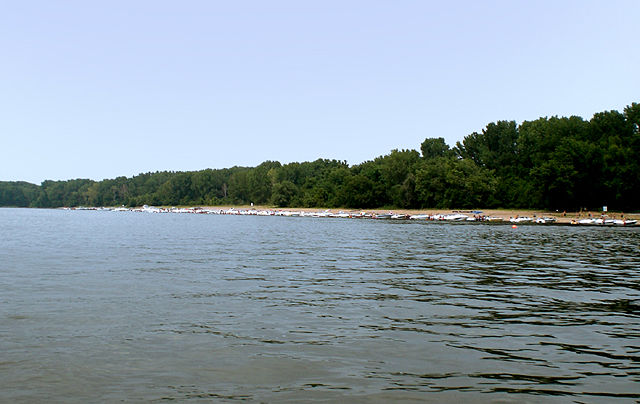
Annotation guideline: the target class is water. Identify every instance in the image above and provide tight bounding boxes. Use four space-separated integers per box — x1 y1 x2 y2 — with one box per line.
1 208 639 403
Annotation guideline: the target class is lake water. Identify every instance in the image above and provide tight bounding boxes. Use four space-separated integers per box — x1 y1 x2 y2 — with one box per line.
1 208 639 403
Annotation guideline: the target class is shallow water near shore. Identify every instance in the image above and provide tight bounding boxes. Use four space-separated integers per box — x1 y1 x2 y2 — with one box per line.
1 208 639 403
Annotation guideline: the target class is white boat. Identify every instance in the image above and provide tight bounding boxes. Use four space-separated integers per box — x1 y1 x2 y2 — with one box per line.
593 218 615 225
280 211 300 217
141 205 162 213
535 217 556 224
330 212 351 218
485 216 503 222
409 214 430 220
510 217 533 223
442 213 468 221
352 211 372 219
311 210 332 217
578 218 597 225
613 219 637 226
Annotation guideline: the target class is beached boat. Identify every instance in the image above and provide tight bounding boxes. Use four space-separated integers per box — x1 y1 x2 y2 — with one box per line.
310 210 331 217
485 216 504 222
613 219 637 226
349 211 368 219
330 212 351 218
442 213 468 221
577 218 597 225
510 217 533 223
535 217 557 224
593 218 615 225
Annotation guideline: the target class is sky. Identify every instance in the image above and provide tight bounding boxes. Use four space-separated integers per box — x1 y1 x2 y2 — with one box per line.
1 1 639 184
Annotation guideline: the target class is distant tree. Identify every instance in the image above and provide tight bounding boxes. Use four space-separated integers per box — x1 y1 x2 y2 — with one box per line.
420 137 452 160
156 172 192 205
340 174 377 208
270 181 297 207
455 121 518 173
415 158 496 208
248 161 280 204
0 181 40 207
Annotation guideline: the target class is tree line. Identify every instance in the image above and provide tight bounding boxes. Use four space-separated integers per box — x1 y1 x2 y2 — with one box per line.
2 102 638 211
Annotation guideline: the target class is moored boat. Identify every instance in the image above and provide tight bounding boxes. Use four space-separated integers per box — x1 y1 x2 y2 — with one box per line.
485 216 503 222
510 217 533 223
330 211 351 218
578 218 597 225
593 218 615 225
442 213 468 221
613 219 637 226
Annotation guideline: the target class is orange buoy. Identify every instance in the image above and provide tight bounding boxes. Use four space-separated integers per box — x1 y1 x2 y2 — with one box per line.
512 225 517 229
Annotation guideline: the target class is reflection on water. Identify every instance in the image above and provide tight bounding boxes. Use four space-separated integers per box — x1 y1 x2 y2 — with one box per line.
1 208 639 402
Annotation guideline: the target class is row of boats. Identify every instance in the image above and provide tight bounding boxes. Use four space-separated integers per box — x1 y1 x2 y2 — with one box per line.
66 205 638 226
571 217 638 226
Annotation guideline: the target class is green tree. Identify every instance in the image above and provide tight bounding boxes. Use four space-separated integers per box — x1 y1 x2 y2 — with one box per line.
420 137 452 160
340 174 377 208
415 158 496 208
455 121 518 172
270 180 298 207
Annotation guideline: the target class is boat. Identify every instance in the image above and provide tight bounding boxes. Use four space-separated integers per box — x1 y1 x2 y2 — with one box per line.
535 217 557 224
485 216 504 222
578 218 597 225
330 212 351 218
613 219 637 226
442 213 468 221
281 211 300 217
510 217 533 223
593 218 615 225
351 211 371 219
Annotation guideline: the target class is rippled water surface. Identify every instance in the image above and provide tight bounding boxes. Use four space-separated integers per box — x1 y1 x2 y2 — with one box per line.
1 208 639 403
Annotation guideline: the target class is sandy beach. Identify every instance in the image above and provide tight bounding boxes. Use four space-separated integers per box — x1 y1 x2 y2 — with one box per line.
199 206 638 224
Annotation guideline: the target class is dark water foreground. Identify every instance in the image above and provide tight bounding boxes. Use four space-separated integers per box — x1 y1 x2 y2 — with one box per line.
1 208 639 403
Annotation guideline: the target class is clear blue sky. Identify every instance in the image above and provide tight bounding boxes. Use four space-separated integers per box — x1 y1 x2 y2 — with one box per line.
1 1 638 184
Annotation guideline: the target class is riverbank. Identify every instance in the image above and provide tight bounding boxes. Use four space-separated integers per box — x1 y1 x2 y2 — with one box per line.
61 204 639 224
195 206 638 224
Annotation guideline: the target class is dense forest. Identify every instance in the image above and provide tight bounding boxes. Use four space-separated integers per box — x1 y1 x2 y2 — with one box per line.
2 102 639 211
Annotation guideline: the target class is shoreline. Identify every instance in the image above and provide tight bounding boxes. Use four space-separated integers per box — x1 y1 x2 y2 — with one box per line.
48 204 639 225
191 206 638 224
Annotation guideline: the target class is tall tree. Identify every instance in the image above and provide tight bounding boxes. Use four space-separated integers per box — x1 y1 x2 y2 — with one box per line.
420 137 452 160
